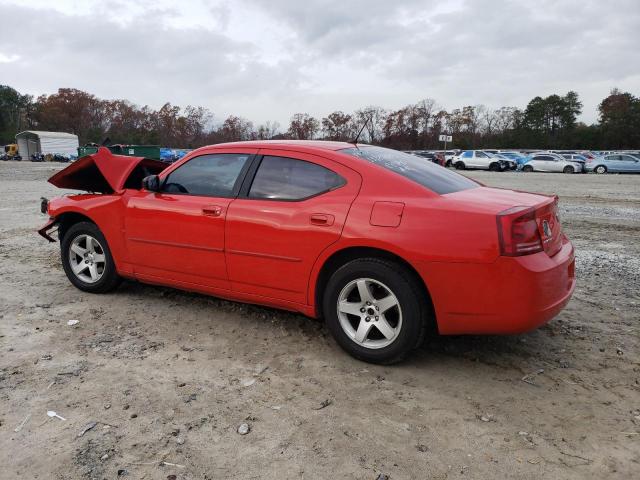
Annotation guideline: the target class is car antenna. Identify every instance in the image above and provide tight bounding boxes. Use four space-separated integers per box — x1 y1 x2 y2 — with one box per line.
350 113 374 147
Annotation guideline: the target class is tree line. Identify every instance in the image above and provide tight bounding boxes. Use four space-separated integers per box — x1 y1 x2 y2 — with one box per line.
1 84 639 150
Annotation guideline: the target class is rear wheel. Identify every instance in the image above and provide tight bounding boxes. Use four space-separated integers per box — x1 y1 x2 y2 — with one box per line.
323 258 429 364
594 165 607 174
563 165 575 174
489 162 501 172
522 165 534 172
454 161 466 170
60 222 121 293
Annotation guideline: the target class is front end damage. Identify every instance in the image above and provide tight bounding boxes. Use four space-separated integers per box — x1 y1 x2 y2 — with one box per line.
38 147 167 242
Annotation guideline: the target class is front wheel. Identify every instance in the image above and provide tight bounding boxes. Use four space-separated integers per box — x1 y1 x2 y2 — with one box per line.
454 161 466 170
323 258 429 364
522 165 534 172
60 221 121 293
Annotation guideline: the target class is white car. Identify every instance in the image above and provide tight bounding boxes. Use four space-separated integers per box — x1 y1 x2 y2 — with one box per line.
522 153 583 173
451 150 506 171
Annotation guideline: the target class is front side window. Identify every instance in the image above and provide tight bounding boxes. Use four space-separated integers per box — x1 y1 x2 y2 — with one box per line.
340 146 479 195
162 154 250 197
249 156 345 201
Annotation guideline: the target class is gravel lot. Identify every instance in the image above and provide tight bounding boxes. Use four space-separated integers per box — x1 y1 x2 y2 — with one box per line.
1 162 638 479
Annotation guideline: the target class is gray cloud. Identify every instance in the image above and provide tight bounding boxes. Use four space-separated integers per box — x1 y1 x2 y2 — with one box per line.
1 0 639 125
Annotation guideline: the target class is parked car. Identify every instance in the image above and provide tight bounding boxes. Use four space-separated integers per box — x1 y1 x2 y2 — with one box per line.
39 143 575 364
488 153 517 170
522 153 583 173
585 153 640 174
452 150 507 171
497 151 529 166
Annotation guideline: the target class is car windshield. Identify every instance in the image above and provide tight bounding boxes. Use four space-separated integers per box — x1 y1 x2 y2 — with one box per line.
340 146 479 195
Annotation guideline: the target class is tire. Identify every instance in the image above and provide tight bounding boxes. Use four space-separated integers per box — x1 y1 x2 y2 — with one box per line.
489 162 501 172
522 165 534 172
563 165 574 174
445 160 452 168
60 221 121 293
594 165 607 174
454 161 466 170
322 258 429 364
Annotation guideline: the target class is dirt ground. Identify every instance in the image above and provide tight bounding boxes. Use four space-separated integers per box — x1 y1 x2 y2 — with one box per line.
1 161 638 480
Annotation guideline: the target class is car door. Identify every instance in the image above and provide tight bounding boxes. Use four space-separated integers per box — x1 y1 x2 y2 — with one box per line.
473 151 490 169
124 150 256 289
225 149 362 305
618 155 638 172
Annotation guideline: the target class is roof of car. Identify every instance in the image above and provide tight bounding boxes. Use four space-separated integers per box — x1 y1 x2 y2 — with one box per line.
207 140 362 151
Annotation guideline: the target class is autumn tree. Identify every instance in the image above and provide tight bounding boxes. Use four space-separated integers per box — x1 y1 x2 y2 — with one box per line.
287 113 319 140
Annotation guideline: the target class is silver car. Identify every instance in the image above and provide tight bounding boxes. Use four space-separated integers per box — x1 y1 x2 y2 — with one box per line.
586 153 640 174
522 153 583 173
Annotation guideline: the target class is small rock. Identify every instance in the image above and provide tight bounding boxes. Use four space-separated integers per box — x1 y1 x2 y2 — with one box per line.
237 423 251 435
104 403 111 410
616 348 624 356
67 320 79 326
479 414 494 422
117 469 128 477
100 453 109 461
130 413 137 419
416 444 429 452
518 431 529 436
167 475 177 480
376 474 390 480
176 437 185 445
242 378 256 387
41 354 53 361
177 382 186 387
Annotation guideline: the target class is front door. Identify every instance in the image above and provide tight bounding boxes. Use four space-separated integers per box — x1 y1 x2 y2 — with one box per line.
124 151 255 289
225 149 361 305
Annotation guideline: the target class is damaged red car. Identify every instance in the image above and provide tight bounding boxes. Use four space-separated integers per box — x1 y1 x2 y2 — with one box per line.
39 142 576 364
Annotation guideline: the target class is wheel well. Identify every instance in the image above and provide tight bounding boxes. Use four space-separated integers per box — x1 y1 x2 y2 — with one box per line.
314 246 436 330
56 212 95 240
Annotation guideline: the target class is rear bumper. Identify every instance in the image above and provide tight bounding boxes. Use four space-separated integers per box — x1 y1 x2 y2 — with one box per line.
415 240 576 335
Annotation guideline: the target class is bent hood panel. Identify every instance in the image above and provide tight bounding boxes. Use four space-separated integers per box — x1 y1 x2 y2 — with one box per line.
48 147 167 192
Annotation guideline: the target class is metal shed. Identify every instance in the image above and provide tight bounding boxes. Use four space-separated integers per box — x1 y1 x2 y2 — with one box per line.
15 131 79 159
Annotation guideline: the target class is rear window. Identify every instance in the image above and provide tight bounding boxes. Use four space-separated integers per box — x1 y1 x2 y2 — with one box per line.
340 146 478 195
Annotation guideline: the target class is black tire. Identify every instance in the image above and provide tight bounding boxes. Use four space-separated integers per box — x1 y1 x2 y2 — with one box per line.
563 165 574 174
445 160 452 168
489 162 501 172
60 221 121 293
594 165 607 174
323 258 430 364
454 161 466 170
522 165 534 172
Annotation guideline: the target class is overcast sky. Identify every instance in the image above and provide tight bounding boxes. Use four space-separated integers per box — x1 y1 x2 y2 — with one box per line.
1 0 639 126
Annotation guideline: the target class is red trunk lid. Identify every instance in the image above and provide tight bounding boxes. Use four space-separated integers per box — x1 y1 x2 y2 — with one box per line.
446 186 564 257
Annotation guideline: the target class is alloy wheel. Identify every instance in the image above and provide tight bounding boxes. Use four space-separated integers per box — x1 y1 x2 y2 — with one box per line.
336 278 403 349
68 234 106 284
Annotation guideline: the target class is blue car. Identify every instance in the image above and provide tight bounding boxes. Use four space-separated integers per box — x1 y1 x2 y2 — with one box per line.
586 153 640 174
498 151 529 166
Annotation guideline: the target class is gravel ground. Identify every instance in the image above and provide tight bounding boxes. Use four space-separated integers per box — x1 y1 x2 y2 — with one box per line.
1 162 638 480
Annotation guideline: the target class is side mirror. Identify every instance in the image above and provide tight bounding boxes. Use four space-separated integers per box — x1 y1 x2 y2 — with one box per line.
142 175 160 192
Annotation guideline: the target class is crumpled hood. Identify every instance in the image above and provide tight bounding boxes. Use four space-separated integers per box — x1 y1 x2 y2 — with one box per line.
48 147 167 193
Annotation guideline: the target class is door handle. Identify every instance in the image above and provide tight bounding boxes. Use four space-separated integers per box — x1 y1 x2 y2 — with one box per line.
310 213 334 226
202 205 223 217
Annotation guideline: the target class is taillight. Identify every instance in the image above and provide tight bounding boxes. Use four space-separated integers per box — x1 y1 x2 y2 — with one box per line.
496 206 543 256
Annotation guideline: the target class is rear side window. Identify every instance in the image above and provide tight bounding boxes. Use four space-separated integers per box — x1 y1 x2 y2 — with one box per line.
340 146 478 195
162 153 250 197
249 156 345 200
461 151 472 158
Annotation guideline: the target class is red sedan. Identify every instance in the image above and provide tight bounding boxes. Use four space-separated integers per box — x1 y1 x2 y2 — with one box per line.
39 141 575 364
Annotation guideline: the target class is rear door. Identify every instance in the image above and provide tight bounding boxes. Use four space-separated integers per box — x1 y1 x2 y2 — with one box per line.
225 149 361 304
124 150 256 289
